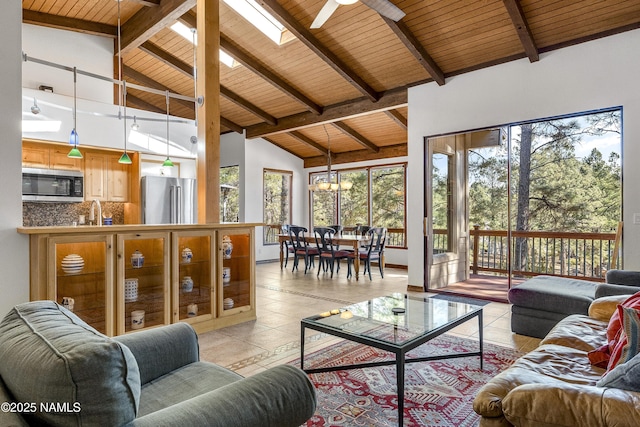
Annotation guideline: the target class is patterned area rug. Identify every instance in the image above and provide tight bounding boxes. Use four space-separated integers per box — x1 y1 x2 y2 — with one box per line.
293 335 520 426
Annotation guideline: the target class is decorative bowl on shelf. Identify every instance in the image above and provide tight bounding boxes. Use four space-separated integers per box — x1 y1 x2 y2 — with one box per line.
61 254 84 274
223 298 234 310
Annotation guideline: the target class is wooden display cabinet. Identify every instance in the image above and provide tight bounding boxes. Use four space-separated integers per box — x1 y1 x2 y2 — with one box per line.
219 229 255 322
116 232 170 335
46 234 114 335
172 231 215 329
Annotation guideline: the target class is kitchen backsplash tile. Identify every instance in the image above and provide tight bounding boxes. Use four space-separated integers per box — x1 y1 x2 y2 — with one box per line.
23 201 125 227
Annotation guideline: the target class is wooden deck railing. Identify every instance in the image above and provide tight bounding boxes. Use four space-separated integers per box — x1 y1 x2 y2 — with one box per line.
468 225 620 281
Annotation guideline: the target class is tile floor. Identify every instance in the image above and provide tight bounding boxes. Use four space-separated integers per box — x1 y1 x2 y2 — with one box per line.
197 261 541 376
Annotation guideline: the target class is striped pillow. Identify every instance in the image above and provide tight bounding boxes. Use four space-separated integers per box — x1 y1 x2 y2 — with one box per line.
606 306 640 372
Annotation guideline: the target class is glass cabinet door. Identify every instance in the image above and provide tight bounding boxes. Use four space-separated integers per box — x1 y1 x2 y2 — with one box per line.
48 234 114 336
219 229 254 315
172 231 214 322
116 232 170 335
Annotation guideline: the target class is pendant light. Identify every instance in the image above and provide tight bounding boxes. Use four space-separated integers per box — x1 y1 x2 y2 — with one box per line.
118 80 132 164
67 66 82 159
162 90 174 167
308 125 351 192
116 0 132 164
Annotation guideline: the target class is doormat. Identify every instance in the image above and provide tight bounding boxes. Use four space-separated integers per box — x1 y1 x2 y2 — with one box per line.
292 334 520 426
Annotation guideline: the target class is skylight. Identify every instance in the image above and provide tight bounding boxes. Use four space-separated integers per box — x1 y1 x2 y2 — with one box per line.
170 22 239 68
222 0 293 45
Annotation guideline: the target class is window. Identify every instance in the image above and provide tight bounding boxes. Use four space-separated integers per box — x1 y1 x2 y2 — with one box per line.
220 166 239 222
263 169 292 244
372 165 406 248
222 0 295 46
310 163 407 248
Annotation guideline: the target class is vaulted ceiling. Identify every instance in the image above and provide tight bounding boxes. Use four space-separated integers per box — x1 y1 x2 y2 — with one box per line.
22 0 640 167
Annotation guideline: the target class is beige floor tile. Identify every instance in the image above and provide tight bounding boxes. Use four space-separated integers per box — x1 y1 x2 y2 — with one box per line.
198 262 544 373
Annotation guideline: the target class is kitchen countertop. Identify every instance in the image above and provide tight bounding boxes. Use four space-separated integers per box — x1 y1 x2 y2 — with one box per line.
18 223 263 235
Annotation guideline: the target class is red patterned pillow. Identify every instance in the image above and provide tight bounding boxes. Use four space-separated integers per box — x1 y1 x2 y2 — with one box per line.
605 306 640 373
607 292 640 343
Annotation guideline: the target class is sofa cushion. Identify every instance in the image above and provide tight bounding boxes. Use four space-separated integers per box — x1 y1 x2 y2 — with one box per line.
606 291 640 343
508 276 597 315
138 361 243 416
0 301 141 426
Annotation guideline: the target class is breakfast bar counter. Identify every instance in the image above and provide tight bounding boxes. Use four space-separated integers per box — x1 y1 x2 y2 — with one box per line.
18 223 260 336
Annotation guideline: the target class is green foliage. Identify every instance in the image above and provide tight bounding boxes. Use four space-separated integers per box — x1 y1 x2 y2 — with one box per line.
220 165 239 222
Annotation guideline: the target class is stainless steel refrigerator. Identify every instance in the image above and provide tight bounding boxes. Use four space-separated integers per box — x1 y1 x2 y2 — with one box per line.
141 176 197 224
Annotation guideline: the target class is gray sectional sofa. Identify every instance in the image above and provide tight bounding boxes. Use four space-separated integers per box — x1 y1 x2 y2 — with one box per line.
0 301 316 427
509 270 640 338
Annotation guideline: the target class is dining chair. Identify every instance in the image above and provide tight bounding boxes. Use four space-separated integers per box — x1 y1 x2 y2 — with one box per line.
288 226 318 273
329 224 343 235
281 224 296 268
314 227 352 278
358 227 387 280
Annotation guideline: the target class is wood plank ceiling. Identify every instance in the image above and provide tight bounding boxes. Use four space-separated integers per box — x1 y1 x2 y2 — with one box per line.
22 0 640 167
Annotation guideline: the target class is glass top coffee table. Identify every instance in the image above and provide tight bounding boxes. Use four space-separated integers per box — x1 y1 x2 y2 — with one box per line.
300 293 483 426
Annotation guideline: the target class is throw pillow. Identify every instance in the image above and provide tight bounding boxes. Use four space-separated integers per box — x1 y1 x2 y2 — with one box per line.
597 350 640 392
606 306 640 372
606 291 640 343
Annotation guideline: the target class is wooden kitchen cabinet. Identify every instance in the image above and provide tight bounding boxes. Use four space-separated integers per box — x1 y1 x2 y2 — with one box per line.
85 151 129 202
22 141 83 171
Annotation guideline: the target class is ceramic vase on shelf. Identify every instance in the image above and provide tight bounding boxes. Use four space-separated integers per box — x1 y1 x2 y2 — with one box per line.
124 278 139 302
181 247 193 263
222 235 233 259
223 267 231 286
131 310 145 330
181 276 194 293
131 250 144 269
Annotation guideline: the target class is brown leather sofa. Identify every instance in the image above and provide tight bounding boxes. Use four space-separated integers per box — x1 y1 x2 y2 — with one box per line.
473 295 640 427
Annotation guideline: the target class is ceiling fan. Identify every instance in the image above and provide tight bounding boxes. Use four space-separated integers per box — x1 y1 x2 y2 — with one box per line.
310 0 406 29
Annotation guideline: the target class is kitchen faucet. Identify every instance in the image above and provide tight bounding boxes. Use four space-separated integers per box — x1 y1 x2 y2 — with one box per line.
89 199 102 227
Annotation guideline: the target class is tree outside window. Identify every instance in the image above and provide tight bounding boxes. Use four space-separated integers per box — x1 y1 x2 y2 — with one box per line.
220 165 239 222
263 169 292 244
310 163 406 247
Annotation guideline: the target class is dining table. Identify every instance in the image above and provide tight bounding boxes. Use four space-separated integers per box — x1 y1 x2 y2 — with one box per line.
278 234 373 281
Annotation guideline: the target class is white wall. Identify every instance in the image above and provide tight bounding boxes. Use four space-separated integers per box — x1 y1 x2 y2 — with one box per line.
305 156 410 266
244 137 305 261
23 24 113 103
408 29 640 288
1 3 28 315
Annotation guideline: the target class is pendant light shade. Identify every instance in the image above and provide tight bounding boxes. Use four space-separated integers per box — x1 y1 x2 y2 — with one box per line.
163 90 174 167
118 80 132 164
308 125 351 192
67 66 82 159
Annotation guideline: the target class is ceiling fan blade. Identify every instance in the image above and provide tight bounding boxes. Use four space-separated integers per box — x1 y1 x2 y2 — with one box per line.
311 0 340 29
360 0 406 21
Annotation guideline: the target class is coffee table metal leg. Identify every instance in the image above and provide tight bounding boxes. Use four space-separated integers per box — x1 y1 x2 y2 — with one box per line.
396 354 405 426
300 325 305 370
478 311 483 370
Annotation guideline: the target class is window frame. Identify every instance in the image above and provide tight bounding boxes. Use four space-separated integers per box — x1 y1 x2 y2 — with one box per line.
263 168 293 245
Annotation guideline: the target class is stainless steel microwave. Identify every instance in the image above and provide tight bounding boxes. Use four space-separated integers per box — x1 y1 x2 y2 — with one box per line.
22 168 84 202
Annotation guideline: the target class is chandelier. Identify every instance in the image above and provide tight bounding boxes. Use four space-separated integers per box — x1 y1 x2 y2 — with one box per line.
308 125 352 192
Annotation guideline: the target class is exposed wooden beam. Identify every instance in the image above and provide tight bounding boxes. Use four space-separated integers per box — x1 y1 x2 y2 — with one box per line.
384 109 407 130
383 17 445 86
502 0 539 62
246 87 407 138
178 10 197 29
332 122 379 153
221 117 243 134
304 144 407 167
123 65 194 111
121 0 196 55
220 87 277 126
256 0 379 102
139 41 193 77
22 9 116 37
127 94 165 114
220 35 323 115
289 131 329 156
130 0 161 6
